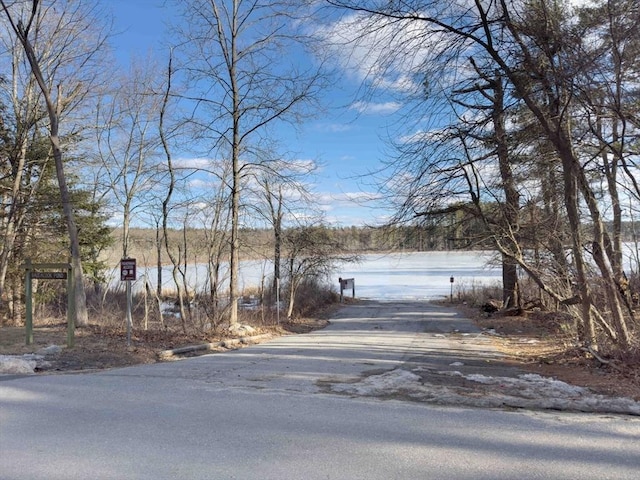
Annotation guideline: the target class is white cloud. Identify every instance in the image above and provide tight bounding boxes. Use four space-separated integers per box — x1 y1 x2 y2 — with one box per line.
398 129 438 144
331 191 382 204
173 157 212 170
187 178 216 189
351 100 401 115
314 11 446 94
315 122 353 133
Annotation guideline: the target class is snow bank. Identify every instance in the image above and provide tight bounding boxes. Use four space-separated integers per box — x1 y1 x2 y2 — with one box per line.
329 368 640 416
0 346 60 375
0 355 38 374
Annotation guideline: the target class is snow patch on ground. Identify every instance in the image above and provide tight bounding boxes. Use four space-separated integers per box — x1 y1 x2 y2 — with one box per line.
331 370 421 396
0 346 60 374
0 355 39 374
329 368 640 416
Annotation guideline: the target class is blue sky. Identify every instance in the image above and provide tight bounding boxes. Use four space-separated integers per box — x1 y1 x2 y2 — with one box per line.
107 0 401 227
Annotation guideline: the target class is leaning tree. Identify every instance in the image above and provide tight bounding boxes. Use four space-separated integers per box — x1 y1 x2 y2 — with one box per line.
1 0 111 326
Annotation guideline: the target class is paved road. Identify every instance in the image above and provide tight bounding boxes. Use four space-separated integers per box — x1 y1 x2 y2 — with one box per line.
1 301 639 479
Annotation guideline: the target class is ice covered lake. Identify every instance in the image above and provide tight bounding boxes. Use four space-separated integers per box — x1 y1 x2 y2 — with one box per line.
111 251 503 302
334 251 501 301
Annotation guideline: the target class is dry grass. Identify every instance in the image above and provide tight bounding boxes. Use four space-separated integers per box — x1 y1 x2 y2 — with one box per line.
0 313 330 373
1 283 337 373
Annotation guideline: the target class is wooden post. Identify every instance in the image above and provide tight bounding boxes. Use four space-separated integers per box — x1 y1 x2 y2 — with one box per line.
120 258 137 347
22 261 72 347
126 279 132 347
450 276 454 303
25 259 33 345
67 263 74 348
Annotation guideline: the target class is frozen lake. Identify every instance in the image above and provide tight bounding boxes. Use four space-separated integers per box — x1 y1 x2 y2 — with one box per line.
335 251 501 301
111 250 502 301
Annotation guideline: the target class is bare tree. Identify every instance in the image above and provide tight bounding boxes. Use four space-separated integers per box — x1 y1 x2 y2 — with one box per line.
0 46 45 318
324 0 637 350
194 159 232 325
173 0 326 326
283 223 354 319
577 0 640 283
93 58 163 260
1 0 110 326
249 156 318 299
157 50 190 332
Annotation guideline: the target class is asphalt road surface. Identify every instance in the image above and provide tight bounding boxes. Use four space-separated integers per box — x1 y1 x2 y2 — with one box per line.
1 300 638 479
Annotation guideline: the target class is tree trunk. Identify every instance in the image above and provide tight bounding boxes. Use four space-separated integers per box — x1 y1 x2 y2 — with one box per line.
12 18 88 327
265 181 283 298
229 154 240 327
557 139 595 347
228 4 241 328
286 258 296 319
492 76 520 308
122 206 130 258
501 255 519 308
156 223 163 298
51 135 88 327
0 140 28 297
0 42 39 301
573 148 631 349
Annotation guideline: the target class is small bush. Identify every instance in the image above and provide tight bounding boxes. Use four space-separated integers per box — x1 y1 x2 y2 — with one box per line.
290 277 338 318
453 279 502 306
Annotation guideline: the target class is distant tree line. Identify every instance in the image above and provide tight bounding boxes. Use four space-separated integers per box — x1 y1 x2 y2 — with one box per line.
118 212 640 264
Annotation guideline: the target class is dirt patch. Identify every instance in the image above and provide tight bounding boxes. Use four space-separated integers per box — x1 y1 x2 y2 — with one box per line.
468 306 640 401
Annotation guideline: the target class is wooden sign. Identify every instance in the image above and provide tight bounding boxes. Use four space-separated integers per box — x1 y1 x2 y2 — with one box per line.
31 271 67 280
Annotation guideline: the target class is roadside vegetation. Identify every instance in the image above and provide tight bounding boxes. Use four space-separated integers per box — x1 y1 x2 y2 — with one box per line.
449 278 640 401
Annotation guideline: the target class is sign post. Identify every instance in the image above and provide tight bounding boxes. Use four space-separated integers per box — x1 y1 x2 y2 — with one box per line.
338 277 355 303
23 259 72 346
276 277 280 325
120 258 137 346
450 276 455 303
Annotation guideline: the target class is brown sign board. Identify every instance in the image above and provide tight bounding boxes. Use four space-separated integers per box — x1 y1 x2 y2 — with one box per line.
120 258 137 281
31 271 67 280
